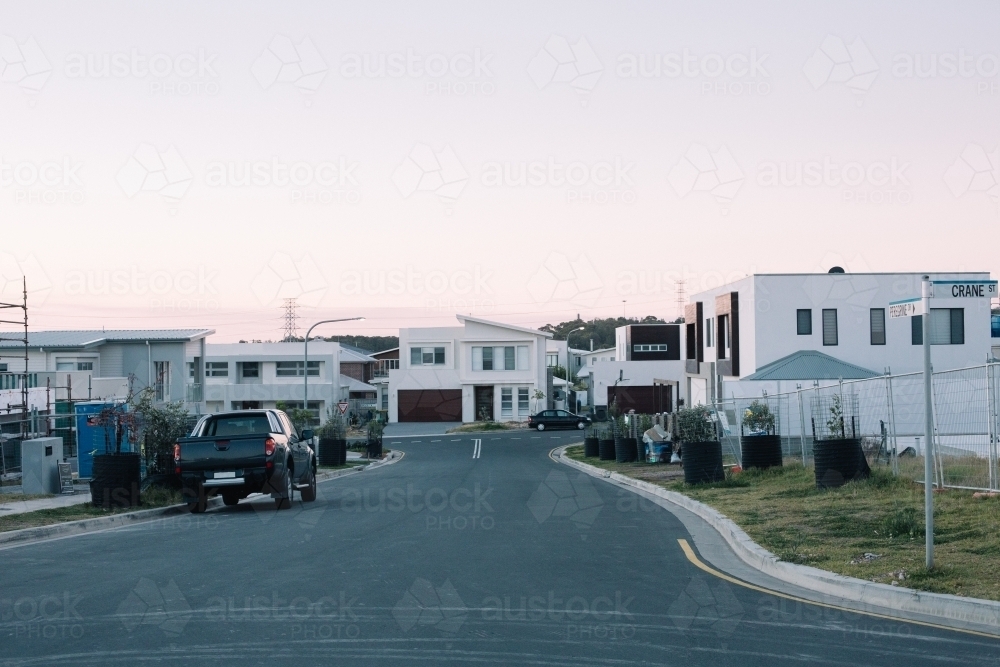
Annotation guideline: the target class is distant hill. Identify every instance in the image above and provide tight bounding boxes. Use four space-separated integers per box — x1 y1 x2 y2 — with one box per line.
281 334 399 354
540 316 676 350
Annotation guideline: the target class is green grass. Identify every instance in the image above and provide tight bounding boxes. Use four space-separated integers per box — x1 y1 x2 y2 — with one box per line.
566 445 1000 601
0 486 187 534
0 493 53 504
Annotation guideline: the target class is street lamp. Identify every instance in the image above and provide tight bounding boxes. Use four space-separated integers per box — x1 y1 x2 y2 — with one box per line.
304 317 365 415
564 325 586 382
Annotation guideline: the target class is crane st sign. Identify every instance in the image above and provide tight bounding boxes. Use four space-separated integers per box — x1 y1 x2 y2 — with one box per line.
889 297 923 319
932 280 997 299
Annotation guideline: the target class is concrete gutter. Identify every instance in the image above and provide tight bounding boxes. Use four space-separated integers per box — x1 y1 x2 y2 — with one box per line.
0 450 404 549
555 445 1000 637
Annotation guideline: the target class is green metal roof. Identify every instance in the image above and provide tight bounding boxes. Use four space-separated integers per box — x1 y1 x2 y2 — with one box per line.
743 350 879 381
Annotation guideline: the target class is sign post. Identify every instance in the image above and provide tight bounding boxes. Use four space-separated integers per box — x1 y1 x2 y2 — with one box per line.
921 276 934 570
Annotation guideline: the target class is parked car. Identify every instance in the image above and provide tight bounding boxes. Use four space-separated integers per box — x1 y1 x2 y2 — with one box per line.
528 409 592 431
175 410 317 513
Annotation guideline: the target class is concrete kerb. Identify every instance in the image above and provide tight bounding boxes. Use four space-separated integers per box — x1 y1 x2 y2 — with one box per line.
554 444 1000 637
0 450 405 549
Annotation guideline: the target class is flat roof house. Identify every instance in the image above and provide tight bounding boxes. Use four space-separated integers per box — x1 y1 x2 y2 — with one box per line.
684 271 995 403
389 316 551 423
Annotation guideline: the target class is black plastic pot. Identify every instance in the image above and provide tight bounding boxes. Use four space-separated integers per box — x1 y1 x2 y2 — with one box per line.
682 441 724 484
615 437 638 463
741 434 783 470
318 437 341 466
90 452 141 508
814 438 870 488
598 438 616 461
367 437 383 459
583 437 599 458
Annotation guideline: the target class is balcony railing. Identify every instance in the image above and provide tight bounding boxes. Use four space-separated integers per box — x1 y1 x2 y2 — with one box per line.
185 383 203 402
373 360 399 377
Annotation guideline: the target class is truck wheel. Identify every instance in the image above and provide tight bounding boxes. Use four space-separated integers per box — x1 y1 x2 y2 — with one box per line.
301 467 317 502
223 492 239 506
275 466 293 510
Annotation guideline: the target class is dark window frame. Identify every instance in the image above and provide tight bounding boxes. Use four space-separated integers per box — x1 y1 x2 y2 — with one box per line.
870 308 886 345
822 309 838 346
797 309 812 335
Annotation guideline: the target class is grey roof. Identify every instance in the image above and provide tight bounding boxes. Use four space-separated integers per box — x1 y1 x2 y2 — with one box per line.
743 350 879 381
0 329 214 349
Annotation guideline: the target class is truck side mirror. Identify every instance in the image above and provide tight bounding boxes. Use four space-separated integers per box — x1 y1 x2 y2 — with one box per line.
301 429 314 440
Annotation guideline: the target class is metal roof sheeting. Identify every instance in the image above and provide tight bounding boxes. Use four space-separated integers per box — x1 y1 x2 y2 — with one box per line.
0 329 214 348
742 350 879 381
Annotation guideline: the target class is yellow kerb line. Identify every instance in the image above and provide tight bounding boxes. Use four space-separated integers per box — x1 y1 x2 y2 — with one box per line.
677 539 999 641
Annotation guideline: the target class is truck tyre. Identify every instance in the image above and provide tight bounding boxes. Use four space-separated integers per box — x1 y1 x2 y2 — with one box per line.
222 492 240 506
301 467 317 502
275 465 293 510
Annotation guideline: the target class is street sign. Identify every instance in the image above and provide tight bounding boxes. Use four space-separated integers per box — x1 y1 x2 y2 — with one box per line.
931 280 997 299
889 297 924 318
338 401 349 415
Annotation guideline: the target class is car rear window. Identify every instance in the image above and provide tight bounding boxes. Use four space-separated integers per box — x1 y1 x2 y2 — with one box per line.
200 414 273 437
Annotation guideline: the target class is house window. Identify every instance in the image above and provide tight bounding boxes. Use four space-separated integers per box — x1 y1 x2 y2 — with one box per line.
717 315 729 359
518 387 530 416
797 309 812 335
275 361 320 377
822 309 838 346
410 347 445 366
482 346 493 370
870 308 886 345
206 362 229 377
504 347 515 370
633 344 667 352
154 361 170 401
546 353 559 367
382 391 388 410
914 309 965 345
517 346 529 370
705 318 713 347
77 361 93 371
279 401 322 426
188 362 195 379
0 363 7 372
473 346 519 371
501 387 513 419
242 362 260 378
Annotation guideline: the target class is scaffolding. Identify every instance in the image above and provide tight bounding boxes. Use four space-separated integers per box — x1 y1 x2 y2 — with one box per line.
0 278 29 439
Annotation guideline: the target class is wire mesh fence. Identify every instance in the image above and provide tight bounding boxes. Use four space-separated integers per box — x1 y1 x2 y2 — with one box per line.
713 362 1000 491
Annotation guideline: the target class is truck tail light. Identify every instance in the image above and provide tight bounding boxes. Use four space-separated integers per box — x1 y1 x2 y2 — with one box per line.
173 444 181 474
264 437 276 456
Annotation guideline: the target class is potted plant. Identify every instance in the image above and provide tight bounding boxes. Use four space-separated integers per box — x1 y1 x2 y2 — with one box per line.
613 414 637 463
133 387 190 492
366 418 384 459
677 405 723 484
583 424 600 458
740 400 782 470
317 409 347 466
812 393 870 488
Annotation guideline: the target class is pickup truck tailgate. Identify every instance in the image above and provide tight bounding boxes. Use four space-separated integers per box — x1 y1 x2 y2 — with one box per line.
178 436 267 471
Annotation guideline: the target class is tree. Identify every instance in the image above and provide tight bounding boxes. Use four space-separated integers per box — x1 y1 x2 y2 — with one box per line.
540 316 667 350
276 401 314 433
132 387 191 474
532 389 545 413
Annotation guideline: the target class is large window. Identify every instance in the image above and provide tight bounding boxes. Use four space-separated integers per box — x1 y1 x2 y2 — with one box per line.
913 309 965 345
473 346 525 371
705 318 713 347
154 361 170 401
501 387 513 419
870 308 886 345
410 347 445 366
241 362 260 378
206 362 229 377
633 344 667 352
275 361 320 377
717 315 729 359
546 353 559 367
822 309 838 346
518 387 529 416
797 309 812 335
279 400 323 426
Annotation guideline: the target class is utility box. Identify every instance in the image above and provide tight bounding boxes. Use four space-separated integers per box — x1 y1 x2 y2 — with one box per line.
21 437 62 495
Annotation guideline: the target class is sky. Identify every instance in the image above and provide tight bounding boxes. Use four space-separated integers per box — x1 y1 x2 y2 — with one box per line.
1 1 999 342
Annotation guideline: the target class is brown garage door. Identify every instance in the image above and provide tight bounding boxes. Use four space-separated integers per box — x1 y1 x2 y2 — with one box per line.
398 389 463 422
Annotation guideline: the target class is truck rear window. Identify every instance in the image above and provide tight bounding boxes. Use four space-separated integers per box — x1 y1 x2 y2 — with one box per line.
200 415 273 437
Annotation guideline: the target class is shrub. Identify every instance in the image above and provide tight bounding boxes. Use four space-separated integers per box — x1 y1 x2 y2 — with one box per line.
742 400 775 434
676 405 717 442
882 506 923 539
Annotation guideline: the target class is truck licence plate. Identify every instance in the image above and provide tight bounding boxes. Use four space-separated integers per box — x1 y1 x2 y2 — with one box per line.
215 471 236 479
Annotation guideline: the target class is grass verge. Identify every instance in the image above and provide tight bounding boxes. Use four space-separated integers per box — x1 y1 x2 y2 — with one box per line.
565 445 1000 601
0 487 187 534
446 422 522 433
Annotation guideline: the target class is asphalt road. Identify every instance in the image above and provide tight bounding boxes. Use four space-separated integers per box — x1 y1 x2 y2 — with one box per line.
1 431 998 666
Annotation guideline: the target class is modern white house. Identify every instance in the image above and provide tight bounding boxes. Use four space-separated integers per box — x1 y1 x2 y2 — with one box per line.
202 342 378 424
388 315 551 423
683 271 996 403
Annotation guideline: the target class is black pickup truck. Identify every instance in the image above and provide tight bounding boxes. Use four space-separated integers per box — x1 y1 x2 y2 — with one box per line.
174 409 317 513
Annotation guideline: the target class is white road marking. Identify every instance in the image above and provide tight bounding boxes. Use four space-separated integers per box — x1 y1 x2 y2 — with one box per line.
431 440 441 442
472 439 482 459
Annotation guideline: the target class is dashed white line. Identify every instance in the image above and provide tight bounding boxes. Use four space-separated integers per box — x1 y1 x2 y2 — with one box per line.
431 440 441 443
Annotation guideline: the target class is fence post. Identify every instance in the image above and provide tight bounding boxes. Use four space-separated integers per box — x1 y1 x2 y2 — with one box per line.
797 385 807 467
884 367 898 475
989 359 999 491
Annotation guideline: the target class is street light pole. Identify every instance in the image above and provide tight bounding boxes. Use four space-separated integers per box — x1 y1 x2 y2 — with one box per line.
922 276 934 570
304 317 365 414
564 325 585 412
